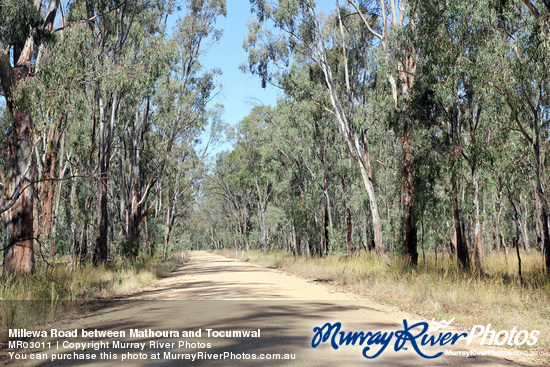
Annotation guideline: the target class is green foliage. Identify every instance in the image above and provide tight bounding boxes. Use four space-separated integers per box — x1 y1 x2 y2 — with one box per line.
0 0 45 45
194 0 550 282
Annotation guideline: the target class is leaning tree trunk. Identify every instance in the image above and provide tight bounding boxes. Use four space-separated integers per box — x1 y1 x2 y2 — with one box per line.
356 133 385 257
315 33 385 257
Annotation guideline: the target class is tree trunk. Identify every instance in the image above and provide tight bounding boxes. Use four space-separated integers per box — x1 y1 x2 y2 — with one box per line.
452 170 469 270
128 184 140 259
93 92 110 265
0 0 61 275
322 144 330 255
514 225 523 284
357 133 385 257
519 193 530 252
0 10 39 275
163 175 172 259
535 179 550 272
316 36 384 257
402 126 418 265
95 174 109 264
40 122 59 252
450 104 469 271
346 209 354 254
533 180 543 250
143 215 152 256
50 131 67 258
323 193 330 255
2 111 36 276
530 119 550 271
258 206 267 253
70 160 79 264
472 163 483 271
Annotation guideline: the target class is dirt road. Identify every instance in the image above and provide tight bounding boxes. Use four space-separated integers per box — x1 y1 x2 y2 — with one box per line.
2 251 539 366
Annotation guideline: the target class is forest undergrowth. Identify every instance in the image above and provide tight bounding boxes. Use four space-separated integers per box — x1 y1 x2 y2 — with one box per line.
218 249 550 349
0 253 186 342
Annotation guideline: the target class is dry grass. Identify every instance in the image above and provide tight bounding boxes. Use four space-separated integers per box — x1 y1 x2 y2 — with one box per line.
219 249 550 348
0 253 186 339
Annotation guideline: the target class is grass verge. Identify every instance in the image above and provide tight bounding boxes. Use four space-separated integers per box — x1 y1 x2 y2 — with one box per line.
0 252 187 340
218 249 550 350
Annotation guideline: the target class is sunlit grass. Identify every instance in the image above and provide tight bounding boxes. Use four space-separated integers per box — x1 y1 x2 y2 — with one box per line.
0 253 186 340
219 248 550 348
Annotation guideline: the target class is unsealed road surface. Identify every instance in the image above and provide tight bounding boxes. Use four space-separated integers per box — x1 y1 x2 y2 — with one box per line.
2 251 539 366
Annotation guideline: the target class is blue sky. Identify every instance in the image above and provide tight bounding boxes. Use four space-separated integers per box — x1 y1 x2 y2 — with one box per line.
168 1 280 155
200 1 281 129
184 0 335 155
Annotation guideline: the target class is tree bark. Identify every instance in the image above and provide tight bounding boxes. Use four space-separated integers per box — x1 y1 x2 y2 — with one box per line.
358 133 385 257
0 37 37 275
450 104 470 271
49 131 68 258
533 179 543 250
533 137 550 271
70 158 80 264
258 202 267 253
93 90 112 265
314 26 385 257
322 144 330 255
472 163 483 271
519 193 530 252
2 111 36 275
451 172 469 270
163 175 172 259
535 175 550 272
402 126 418 265
40 120 59 250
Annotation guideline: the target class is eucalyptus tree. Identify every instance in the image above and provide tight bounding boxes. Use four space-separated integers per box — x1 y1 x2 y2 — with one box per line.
233 107 279 253
119 0 225 257
262 100 322 255
209 150 254 251
263 98 340 256
0 0 59 275
246 0 389 257
411 0 504 270
150 0 226 255
66 0 143 264
162 148 201 258
60 0 225 261
494 0 550 271
344 0 422 264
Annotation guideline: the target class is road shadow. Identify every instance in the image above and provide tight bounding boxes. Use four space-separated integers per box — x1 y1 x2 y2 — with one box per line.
0 252 537 366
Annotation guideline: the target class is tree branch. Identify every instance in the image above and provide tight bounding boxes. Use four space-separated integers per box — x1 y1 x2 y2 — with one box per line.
348 0 383 41
52 0 129 34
